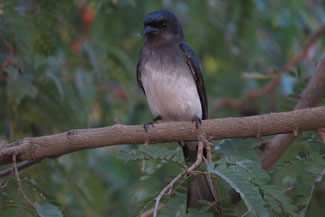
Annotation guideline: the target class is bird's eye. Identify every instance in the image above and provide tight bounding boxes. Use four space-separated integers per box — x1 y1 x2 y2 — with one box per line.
162 23 167 28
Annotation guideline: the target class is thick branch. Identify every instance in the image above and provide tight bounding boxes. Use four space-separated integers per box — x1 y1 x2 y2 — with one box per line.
261 50 325 170
0 107 324 167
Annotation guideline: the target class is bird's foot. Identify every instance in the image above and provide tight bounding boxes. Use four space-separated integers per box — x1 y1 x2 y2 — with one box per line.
143 116 162 132
192 115 202 129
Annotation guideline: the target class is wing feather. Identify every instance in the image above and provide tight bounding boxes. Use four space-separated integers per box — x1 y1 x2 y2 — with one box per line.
180 43 208 119
136 49 146 96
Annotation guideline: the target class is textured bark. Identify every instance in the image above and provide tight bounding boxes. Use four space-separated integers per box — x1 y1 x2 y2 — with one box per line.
0 106 325 167
261 51 325 170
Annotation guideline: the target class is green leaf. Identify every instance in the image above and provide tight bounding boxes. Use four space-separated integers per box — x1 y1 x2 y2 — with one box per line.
291 153 325 216
34 202 63 217
223 157 270 185
186 208 214 217
262 185 298 217
216 139 259 162
207 162 269 217
272 153 325 217
118 146 184 164
23 178 62 208
5 67 38 110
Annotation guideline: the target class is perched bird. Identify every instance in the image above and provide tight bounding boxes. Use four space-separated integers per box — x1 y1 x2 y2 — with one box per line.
136 10 215 208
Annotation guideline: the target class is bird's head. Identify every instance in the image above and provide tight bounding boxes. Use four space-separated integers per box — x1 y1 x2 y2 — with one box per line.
143 10 185 47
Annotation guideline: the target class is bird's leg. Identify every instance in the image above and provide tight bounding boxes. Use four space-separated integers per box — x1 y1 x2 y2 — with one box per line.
143 116 162 132
191 115 202 129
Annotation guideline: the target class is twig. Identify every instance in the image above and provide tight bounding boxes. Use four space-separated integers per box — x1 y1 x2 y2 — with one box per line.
141 141 149 173
283 186 293 193
141 158 146 173
215 25 325 111
140 204 165 217
153 141 204 217
0 32 14 69
210 175 222 216
12 155 36 209
261 50 325 170
188 170 208 175
204 139 213 163
280 25 325 72
15 6 80 38
215 74 281 111
9 120 14 140
15 5 39 13
203 137 222 216
0 169 13 188
241 210 251 217
317 128 325 144
0 158 43 178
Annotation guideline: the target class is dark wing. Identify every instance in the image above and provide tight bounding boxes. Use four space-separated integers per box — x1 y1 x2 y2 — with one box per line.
136 48 146 96
180 42 208 119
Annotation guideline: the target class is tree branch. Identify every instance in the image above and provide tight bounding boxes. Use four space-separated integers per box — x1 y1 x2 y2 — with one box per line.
215 24 325 111
0 107 324 169
0 159 43 178
261 50 325 170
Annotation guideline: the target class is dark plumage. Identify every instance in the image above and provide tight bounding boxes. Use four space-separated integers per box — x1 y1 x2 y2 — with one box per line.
136 9 214 209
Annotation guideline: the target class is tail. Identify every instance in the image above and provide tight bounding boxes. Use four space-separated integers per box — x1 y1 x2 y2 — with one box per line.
181 141 215 208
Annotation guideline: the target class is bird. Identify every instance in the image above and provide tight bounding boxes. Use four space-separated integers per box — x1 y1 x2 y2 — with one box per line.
136 10 215 209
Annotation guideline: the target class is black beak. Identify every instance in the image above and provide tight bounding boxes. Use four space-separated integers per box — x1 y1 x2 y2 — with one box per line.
144 26 157 35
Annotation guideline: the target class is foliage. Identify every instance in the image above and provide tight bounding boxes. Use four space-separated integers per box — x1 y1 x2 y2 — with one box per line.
0 0 325 216
118 146 185 165
34 202 63 217
208 161 270 217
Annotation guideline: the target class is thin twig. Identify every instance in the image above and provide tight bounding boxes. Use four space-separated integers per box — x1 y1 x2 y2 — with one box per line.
205 139 213 163
283 186 293 193
141 158 146 173
0 169 13 188
14 5 39 13
141 141 149 173
188 170 208 175
15 6 80 38
204 138 222 216
241 210 251 217
317 128 325 144
12 155 36 209
0 32 14 69
0 159 43 178
215 25 325 111
280 25 325 72
140 204 165 217
210 175 222 216
9 120 14 140
261 50 325 170
153 141 204 217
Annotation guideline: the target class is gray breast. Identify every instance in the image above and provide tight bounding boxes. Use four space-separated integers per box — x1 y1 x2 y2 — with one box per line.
140 46 202 122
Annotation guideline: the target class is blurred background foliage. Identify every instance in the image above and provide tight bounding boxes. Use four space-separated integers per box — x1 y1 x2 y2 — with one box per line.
0 0 325 216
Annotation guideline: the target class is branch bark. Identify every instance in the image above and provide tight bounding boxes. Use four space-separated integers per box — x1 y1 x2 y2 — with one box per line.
261 50 325 170
0 107 325 168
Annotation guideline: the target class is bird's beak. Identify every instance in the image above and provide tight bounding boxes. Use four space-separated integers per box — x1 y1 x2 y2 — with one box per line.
144 26 157 35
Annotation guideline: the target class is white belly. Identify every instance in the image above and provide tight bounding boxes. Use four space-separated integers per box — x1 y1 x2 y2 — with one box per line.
141 63 202 122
